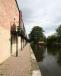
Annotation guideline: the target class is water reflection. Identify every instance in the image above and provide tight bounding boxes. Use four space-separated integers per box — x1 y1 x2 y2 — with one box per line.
39 46 61 76
31 43 45 62
31 43 61 76
47 46 58 56
47 46 61 66
57 48 61 66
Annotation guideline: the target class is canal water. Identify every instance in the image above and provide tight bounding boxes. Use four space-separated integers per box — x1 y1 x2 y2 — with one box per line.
31 43 61 76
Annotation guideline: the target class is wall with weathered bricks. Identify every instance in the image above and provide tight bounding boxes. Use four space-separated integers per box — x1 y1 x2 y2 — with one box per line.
0 0 20 64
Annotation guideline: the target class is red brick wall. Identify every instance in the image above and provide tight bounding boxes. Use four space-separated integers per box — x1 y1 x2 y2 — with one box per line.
0 0 21 64
0 0 19 29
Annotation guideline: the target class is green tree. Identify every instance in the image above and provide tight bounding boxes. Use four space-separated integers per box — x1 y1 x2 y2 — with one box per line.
56 25 61 43
29 26 45 43
47 35 57 46
56 25 61 35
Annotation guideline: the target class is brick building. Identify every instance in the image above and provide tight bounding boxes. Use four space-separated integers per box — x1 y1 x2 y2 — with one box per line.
0 0 25 64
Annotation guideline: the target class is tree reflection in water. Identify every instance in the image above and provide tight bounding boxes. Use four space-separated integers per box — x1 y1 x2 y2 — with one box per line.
31 42 61 66
30 42 45 62
31 44 61 76
47 46 61 66
30 41 61 67
47 46 58 56
57 48 61 66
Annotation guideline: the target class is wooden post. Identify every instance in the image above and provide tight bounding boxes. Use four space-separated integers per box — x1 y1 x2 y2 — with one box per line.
16 36 18 57
23 38 24 48
21 37 22 50
24 39 25 47
10 35 12 54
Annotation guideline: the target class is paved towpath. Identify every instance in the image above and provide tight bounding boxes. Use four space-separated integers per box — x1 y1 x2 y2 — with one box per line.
0 44 32 76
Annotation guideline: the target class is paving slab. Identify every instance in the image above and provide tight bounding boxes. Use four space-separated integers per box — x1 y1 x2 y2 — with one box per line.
0 44 32 76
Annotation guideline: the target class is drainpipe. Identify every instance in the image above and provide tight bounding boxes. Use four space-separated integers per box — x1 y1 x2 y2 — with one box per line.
19 10 20 27
19 10 23 50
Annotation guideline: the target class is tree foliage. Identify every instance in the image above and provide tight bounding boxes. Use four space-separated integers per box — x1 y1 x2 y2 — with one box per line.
47 35 57 46
47 24 61 46
29 26 45 43
56 25 61 35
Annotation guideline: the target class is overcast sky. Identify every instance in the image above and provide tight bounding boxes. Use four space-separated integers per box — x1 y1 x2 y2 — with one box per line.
17 0 61 37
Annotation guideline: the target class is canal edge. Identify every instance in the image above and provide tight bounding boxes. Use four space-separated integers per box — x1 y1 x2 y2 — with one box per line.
30 45 42 76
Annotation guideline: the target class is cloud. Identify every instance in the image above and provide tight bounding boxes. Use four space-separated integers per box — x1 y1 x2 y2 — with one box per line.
17 0 61 37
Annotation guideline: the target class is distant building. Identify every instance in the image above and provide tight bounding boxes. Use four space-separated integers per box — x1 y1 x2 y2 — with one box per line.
0 0 25 64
